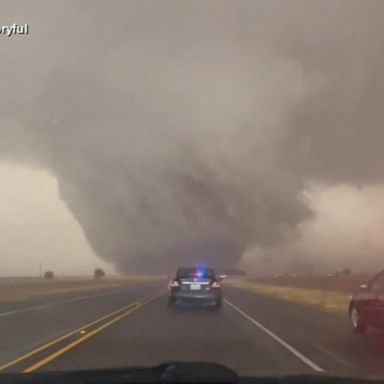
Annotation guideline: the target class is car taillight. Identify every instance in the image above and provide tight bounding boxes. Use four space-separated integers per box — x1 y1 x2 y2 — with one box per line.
212 281 220 288
170 280 180 288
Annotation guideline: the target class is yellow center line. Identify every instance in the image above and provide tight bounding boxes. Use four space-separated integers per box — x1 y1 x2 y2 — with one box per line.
0 291 162 372
23 293 163 373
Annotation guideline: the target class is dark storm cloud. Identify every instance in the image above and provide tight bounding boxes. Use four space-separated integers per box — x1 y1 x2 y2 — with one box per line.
0 0 383 273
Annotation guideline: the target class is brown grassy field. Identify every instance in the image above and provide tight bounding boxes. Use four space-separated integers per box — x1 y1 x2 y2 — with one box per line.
249 275 373 293
0 276 165 303
224 274 375 316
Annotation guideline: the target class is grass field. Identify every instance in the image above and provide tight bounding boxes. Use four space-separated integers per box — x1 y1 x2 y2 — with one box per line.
249 275 372 293
224 275 371 316
0 276 165 303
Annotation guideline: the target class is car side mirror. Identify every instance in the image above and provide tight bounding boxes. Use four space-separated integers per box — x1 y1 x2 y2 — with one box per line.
218 274 227 281
359 283 369 291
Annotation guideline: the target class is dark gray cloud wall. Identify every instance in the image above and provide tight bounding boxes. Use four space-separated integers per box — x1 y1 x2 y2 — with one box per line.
0 1 383 273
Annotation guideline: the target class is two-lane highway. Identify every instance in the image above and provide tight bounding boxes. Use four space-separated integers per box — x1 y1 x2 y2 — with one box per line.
0 281 164 366
1 281 384 378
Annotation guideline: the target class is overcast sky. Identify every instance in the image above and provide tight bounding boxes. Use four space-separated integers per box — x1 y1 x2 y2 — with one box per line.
0 164 114 276
0 0 384 275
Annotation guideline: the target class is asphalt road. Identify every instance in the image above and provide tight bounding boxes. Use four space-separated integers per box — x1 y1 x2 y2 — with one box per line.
1 280 384 379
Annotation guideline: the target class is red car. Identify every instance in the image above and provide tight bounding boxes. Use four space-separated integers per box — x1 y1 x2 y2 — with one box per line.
349 271 384 333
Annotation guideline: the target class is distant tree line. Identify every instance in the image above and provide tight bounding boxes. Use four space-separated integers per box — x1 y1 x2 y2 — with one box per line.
41 269 107 279
44 271 54 279
94 268 106 279
216 267 246 276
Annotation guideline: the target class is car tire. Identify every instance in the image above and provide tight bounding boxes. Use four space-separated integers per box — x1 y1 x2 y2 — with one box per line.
168 298 175 310
350 305 367 334
213 300 222 310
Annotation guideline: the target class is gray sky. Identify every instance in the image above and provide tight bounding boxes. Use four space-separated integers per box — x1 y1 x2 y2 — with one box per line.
0 0 384 275
0 164 114 276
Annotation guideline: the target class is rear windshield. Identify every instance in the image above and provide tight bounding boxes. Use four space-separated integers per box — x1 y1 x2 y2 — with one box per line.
176 267 216 279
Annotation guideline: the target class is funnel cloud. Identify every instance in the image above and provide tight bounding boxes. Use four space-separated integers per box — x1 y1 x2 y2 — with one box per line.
1 1 384 273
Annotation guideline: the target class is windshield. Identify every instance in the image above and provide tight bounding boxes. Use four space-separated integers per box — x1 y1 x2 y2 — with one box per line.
0 0 384 381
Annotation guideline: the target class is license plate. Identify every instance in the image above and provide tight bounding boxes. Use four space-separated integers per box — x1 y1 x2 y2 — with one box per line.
190 284 201 290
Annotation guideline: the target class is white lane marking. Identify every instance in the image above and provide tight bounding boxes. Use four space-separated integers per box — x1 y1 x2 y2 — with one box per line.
0 286 131 319
224 299 325 373
311 343 350 368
